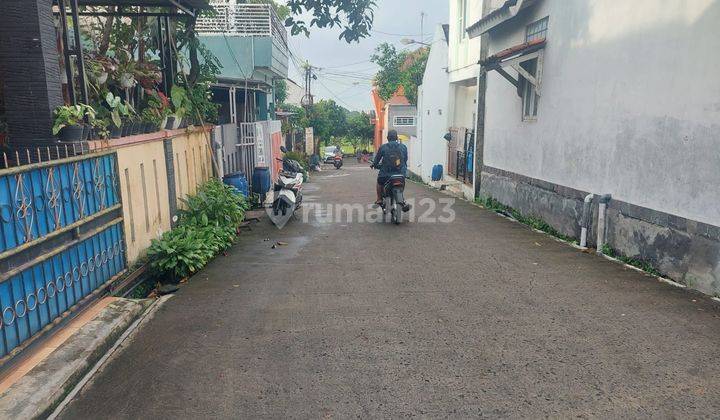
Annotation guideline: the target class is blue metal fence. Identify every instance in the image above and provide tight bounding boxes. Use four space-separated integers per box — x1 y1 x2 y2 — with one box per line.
0 152 126 358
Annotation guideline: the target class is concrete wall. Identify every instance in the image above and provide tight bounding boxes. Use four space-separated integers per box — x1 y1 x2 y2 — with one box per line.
110 128 214 264
415 25 451 182
449 84 477 130
448 0 482 83
484 0 720 228
479 0 720 296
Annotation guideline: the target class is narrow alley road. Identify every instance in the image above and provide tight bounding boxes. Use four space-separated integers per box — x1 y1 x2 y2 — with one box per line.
60 163 720 418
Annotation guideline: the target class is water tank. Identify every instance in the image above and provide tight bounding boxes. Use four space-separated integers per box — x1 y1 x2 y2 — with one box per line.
251 167 272 194
431 164 443 181
223 172 249 198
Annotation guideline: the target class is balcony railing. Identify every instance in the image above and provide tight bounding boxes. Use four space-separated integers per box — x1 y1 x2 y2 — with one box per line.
196 3 288 50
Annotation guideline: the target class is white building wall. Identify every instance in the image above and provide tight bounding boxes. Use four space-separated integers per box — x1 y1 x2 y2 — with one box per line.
448 0 482 84
415 25 451 183
483 0 720 227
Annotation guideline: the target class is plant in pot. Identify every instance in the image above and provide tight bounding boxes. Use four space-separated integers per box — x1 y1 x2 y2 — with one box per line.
105 92 125 138
143 90 171 132
53 105 87 142
126 101 141 135
91 117 110 140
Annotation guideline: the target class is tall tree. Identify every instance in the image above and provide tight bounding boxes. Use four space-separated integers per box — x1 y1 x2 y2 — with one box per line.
371 43 429 104
308 99 348 146
284 0 376 43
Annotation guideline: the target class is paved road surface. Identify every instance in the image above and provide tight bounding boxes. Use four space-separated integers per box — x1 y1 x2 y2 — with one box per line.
60 163 720 418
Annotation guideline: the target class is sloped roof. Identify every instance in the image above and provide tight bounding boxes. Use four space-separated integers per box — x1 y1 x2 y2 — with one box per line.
442 24 450 44
467 0 536 38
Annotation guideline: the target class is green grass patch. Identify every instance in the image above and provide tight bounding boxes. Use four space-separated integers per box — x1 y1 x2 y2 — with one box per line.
600 244 663 277
475 195 577 244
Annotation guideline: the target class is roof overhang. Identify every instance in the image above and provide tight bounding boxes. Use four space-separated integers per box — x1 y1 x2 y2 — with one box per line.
481 38 546 96
467 0 536 38
75 0 211 16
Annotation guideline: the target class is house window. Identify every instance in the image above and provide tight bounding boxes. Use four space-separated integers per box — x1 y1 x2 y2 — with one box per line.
394 116 416 126
526 16 549 42
521 59 539 121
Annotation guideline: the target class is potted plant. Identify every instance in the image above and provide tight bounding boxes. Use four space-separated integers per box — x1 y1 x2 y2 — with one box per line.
104 92 127 138
141 90 171 132
53 104 87 142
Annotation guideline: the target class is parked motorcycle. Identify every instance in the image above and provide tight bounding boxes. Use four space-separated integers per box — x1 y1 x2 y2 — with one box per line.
371 164 410 225
271 146 304 221
333 153 343 170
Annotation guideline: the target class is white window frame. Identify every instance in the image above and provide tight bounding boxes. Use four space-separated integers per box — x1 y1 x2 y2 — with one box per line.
394 116 416 127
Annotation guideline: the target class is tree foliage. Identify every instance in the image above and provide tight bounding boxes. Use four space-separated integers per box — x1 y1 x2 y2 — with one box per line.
371 43 429 104
284 0 376 43
308 99 347 146
274 79 288 104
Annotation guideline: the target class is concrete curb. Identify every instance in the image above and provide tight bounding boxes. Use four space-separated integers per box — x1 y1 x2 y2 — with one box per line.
48 295 170 419
0 299 151 419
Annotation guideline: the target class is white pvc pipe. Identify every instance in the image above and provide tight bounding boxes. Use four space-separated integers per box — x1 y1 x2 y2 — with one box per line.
579 193 593 248
596 202 607 253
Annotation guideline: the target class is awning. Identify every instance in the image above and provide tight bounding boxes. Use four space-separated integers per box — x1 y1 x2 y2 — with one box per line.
74 0 210 16
481 38 546 96
467 0 536 39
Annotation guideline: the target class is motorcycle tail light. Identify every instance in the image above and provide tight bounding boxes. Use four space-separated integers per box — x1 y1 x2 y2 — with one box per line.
392 180 404 186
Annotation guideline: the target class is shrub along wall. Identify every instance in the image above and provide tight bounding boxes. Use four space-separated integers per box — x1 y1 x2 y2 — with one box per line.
148 179 248 283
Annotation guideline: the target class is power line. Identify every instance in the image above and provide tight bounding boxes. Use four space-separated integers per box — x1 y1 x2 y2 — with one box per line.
323 59 374 69
371 28 432 37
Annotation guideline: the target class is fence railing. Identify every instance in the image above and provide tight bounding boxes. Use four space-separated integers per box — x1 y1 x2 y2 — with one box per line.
0 151 126 359
196 3 288 50
456 150 474 185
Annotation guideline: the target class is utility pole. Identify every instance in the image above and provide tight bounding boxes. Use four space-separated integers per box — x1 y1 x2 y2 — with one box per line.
301 62 319 154
420 11 425 44
301 61 317 109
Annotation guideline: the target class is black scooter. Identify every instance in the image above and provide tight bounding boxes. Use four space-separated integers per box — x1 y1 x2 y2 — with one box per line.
371 165 409 224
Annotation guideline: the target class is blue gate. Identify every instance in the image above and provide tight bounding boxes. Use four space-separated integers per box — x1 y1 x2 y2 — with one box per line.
0 151 126 359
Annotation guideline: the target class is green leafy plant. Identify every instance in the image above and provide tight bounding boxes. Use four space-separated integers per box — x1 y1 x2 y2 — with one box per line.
179 179 249 230
148 225 217 280
170 85 189 120
52 104 94 135
148 179 249 282
104 92 128 128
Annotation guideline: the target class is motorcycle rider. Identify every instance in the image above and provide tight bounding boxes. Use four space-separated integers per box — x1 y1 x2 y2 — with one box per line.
371 130 408 206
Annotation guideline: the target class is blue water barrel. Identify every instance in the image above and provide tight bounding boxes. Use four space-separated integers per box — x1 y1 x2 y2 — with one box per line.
251 167 272 194
431 164 443 181
466 150 474 173
223 172 249 197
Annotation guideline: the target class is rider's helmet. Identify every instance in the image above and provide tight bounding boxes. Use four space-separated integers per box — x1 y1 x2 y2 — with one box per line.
387 130 398 142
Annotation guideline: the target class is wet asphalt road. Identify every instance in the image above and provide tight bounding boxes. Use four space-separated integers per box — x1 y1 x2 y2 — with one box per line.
60 163 720 418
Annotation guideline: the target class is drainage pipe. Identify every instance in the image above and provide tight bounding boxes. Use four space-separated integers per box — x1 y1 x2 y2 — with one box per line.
596 194 612 254
579 193 594 248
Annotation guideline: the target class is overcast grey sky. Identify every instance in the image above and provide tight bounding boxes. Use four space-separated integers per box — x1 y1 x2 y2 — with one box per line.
282 0 449 112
